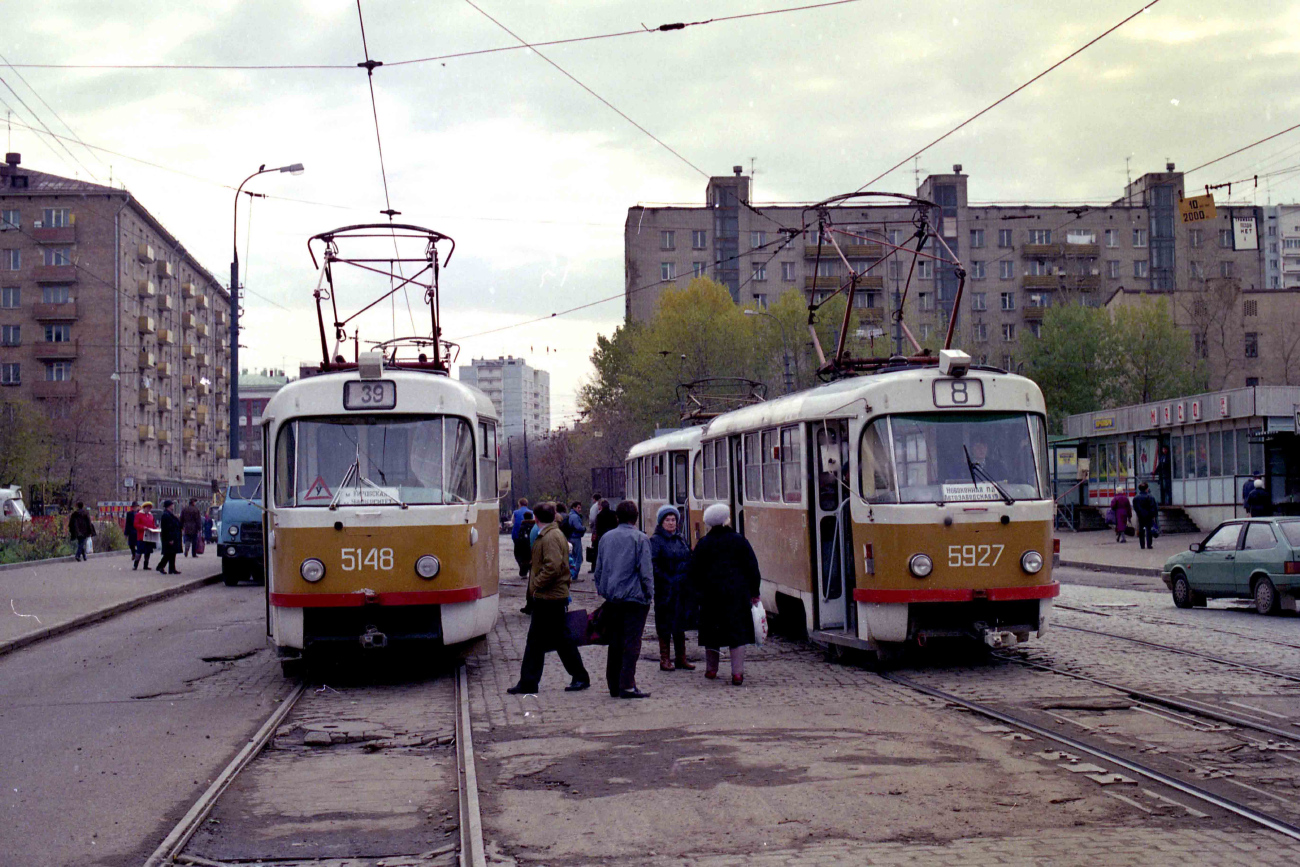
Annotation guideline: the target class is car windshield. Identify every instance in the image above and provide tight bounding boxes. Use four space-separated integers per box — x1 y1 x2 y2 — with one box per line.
860 411 1048 504
274 414 475 507
1278 521 1300 548
227 472 262 501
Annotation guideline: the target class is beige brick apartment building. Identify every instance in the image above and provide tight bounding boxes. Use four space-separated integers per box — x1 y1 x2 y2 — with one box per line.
625 164 1278 387
0 153 231 507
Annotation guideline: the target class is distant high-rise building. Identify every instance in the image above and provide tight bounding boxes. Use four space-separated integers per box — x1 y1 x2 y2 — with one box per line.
457 356 550 440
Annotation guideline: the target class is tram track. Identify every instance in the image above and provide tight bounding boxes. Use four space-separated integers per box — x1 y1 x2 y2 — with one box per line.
1055 601 1300 653
143 664 484 867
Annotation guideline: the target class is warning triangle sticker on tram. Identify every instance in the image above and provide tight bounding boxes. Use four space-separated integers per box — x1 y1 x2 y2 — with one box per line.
303 476 333 501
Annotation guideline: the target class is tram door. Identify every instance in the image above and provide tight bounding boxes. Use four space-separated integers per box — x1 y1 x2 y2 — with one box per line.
671 451 690 542
729 435 746 536
811 420 852 631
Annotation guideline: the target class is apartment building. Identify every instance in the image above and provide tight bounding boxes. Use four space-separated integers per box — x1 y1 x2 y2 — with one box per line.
1263 204 1300 291
236 369 291 467
0 153 231 506
625 163 1278 387
457 355 550 440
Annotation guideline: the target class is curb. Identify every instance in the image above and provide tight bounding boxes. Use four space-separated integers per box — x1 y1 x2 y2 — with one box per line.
0 549 131 572
1059 559 1163 578
0 571 226 658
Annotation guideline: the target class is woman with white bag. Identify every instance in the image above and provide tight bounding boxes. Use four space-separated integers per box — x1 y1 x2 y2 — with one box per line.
689 504 762 686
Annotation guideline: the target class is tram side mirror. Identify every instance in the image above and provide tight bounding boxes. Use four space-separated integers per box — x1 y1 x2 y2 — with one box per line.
227 458 245 488
497 469 512 500
1189 542 1202 553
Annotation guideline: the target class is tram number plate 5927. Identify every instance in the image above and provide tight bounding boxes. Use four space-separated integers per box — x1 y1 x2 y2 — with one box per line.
948 544 1004 567
341 547 394 571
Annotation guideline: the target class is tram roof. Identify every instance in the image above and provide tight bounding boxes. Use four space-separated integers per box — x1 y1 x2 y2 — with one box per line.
262 367 498 424
626 426 702 459
701 367 1045 438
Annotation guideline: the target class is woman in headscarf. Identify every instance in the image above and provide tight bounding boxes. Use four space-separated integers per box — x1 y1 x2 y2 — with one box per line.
689 504 761 685
650 505 694 671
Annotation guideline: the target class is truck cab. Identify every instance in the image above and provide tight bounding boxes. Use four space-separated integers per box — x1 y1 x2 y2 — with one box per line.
0 486 31 521
218 467 264 585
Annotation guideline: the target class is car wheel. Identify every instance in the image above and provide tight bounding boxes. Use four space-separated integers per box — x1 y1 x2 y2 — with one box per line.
1254 577 1281 616
1172 574 1194 609
221 558 240 587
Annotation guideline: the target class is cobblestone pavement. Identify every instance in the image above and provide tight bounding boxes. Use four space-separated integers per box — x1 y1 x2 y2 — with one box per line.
471 539 1300 866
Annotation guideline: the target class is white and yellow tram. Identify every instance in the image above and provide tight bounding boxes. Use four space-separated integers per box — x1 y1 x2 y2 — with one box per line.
626 427 701 543
626 354 1058 656
262 357 501 672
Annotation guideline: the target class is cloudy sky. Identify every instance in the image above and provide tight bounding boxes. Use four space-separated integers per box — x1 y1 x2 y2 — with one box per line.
5 0 1299 424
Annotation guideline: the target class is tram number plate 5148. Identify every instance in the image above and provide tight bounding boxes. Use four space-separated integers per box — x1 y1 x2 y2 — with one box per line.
341 547 394 571
948 544 1004 567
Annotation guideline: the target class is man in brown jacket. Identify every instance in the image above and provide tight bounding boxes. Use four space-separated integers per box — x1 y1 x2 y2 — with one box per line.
508 502 591 694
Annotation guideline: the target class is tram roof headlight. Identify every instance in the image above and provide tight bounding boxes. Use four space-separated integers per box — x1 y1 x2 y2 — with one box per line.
909 553 933 579
415 555 440 579
300 558 325 583
1021 550 1044 574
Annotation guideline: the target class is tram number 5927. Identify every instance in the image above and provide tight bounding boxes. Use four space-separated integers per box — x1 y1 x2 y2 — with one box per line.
341 547 395 571
948 544 1004 567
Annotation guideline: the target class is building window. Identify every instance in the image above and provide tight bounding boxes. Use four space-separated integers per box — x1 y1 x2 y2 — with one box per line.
917 259 933 279
816 260 838 277
42 208 71 228
1 287 17 308
971 292 987 311
1285 238 1300 250
45 324 71 343
1029 321 1042 338
1000 291 1016 311
1105 229 1118 248
692 262 706 277
1270 243 1278 254
691 229 707 249
1190 260 1203 279
997 229 1013 248
1028 259 1051 276
0 209 17 230
888 229 903 247
752 264 767 282
919 292 934 311
1002 354 1014 370
660 262 676 281
45 361 72 381
971 261 985 279
660 231 675 251
1219 229 1233 248
41 285 71 304
1027 292 1051 308
1132 228 1148 248
753 293 767 310
1189 228 1203 248
887 259 901 280
0 363 18 385
1 325 19 346
1244 299 1258 317
920 324 932 340
1028 229 1052 244
43 247 71 266
1106 260 1120 278
1193 332 1208 359
1135 260 1149 278
1245 332 1259 358
1220 261 1234 278
999 260 1013 280
970 229 985 249
973 322 988 342
751 230 766 249
2 249 18 270
1002 323 1016 342
781 261 795 281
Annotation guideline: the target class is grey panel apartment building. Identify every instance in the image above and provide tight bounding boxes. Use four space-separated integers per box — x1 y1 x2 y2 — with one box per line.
0 154 232 506
457 355 550 440
626 164 1280 388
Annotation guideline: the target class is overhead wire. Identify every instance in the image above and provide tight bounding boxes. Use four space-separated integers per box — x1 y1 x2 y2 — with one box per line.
0 92 80 178
0 51 106 174
0 73 98 181
1184 121 1300 177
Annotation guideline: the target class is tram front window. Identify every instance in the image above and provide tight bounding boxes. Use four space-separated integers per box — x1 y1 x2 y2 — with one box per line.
860 412 1047 504
275 415 476 507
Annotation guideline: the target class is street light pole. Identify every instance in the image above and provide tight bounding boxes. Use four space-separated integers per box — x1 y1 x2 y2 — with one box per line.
230 162 303 465
745 308 794 394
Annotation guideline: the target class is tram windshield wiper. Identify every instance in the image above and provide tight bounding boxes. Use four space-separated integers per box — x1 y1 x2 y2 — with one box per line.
328 458 407 510
963 445 1015 506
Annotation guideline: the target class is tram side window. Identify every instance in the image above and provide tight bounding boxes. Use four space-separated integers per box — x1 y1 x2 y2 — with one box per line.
693 451 704 500
713 440 729 500
743 433 761 500
858 419 897 503
701 443 715 500
478 421 498 500
761 429 780 501
626 461 638 502
673 453 688 505
780 426 802 503
447 420 476 502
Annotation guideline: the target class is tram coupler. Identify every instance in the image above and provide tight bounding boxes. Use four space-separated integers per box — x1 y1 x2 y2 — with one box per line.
981 629 1019 649
359 626 388 649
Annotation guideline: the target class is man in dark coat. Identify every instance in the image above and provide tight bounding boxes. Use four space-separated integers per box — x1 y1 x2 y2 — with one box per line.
1132 482 1159 550
124 501 139 561
650 504 694 671
1246 479 1274 517
689 503 761 686
511 499 533 578
1243 475 1260 507
590 499 618 565
68 501 96 562
180 498 203 557
156 500 183 575
594 500 654 699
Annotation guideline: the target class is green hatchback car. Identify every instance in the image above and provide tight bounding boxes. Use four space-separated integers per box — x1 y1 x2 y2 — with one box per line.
1162 518 1300 615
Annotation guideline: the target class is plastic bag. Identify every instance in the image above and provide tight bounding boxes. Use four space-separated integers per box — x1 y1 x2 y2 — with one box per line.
751 600 768 648
85 537 93 555
1104 508 1115 526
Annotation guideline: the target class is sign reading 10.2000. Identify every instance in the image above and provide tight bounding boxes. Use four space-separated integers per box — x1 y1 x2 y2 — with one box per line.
343 380 397 411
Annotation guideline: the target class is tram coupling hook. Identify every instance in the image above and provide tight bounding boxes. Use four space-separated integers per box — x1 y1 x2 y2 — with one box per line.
360 626 388 649
981 629 1019 650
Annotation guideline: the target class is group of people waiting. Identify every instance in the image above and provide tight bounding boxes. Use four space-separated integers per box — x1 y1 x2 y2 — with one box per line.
123 499 213 572
507 497 761 699
1110 474 1277 550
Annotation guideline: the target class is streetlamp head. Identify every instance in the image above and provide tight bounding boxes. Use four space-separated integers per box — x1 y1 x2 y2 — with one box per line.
280 163 305 175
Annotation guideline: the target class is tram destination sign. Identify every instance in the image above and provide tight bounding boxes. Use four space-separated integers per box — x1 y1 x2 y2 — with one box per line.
1178 193 1217 224
932 378 984 408
344 380 397 410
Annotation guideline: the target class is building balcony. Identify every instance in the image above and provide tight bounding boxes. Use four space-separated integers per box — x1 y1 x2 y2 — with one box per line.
136 243 155 264
138 424 155 441
32 379 78 399
157 328 174 346
195 441 209 455
196 405 209 422
34 339 78 360
197 381 211 397
139 350 156 369
1023 306 1048 320
181 374 195 389
32 226 75 244
854 306 887 319
155 260 174 280
1061 275 1101 291
804 244 884 259
181 282 197 299
181 312 196 330
157 361 174 378
138 315 156 335
158 395 173 412
216 443 228 459
138 280 156 299
34 265 77 283
181 344 196 359
32 302 78 321
157 429 171 445
195 294 209 310
139 387 156 406
1062 243 1100 257
158 294 174 311
1021 244 1061 258
195 322 209 339
197 352 211 368
1021 274 1059 289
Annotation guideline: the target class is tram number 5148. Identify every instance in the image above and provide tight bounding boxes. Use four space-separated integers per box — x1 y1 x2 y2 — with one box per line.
341 547 395 571
948 544 1004 567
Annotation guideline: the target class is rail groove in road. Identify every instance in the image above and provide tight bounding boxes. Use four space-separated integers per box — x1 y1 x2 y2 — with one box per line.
1053 622 1300 685
883 672 1300 843
1055 601 1300 653
456 664 487 867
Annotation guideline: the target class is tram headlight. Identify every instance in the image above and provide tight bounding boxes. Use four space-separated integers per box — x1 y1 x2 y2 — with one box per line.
300 558 326 583
1020 550 1044 574
908 553 933 579
415 555 441 579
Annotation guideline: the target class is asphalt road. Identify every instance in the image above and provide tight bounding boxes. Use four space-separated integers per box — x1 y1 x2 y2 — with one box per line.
1055 563 1169 595
0 581 289 867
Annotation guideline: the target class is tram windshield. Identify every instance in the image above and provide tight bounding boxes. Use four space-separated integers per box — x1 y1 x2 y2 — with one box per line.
859 412 1048 504
274 414 475 507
